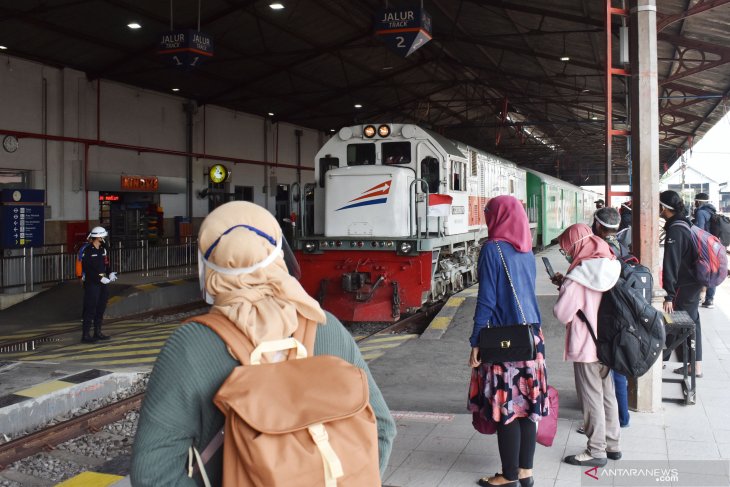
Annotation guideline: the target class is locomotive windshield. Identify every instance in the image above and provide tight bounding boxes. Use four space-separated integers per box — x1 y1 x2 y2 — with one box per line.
382 142 411 165
347 143 376 166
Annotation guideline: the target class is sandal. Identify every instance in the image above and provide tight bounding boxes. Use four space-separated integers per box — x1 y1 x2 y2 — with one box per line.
673 366 702 378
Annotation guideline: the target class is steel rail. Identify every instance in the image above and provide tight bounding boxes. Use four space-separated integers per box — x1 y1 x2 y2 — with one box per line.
0 393 144 469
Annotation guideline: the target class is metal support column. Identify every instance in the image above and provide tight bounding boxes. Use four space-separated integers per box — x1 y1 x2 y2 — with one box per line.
605 0 630 203
628 0 662 413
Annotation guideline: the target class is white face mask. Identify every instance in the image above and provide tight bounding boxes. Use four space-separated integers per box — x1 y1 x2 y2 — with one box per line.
197 225 283 305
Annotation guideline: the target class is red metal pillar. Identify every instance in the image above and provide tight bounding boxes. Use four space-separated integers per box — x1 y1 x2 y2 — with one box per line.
605 1 630 205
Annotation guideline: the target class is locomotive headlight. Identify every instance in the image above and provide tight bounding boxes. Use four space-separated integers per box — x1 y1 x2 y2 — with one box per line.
363 125 376 138
400 242 412 253
378 125 390 137
304 242 317 252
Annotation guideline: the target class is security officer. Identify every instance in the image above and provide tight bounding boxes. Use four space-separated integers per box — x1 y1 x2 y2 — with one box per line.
81 227 117 343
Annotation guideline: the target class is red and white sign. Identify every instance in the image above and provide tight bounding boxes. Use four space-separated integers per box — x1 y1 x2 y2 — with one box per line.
428 194 453 217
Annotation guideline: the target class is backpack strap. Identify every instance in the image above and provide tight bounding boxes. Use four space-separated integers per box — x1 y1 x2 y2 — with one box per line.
576 310 598 345
185 312 255 365
183 313 319 365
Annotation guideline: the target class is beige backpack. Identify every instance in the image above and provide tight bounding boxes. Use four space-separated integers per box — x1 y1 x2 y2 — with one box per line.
187 313 380 486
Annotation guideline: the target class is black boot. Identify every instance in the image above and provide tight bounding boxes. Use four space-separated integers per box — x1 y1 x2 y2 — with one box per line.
81 331 98 344
94 325 111 341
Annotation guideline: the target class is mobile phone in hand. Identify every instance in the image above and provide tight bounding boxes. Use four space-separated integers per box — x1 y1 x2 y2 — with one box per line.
542 257 555 279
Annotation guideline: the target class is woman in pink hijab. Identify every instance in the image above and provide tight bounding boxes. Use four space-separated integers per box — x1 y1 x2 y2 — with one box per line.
469 196 547 487
553 223 622 468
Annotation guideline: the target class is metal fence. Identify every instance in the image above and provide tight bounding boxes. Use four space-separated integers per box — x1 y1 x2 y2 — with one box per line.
0 237 197 293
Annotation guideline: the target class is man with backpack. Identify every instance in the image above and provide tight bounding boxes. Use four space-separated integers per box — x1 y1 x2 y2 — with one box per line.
694 193 717 308
661 191 704 378
131 202 395 486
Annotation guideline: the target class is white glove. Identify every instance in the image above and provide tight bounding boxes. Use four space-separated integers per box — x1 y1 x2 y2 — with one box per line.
109 272 118 282
100 277 111 284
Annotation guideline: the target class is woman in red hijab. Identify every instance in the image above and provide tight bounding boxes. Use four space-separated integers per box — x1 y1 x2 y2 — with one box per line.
553 223 622 468
468 196 548 487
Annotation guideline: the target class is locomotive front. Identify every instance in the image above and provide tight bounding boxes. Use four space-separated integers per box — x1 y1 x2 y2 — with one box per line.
292 124 483 323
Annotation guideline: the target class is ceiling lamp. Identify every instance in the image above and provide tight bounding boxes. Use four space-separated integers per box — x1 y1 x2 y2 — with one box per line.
354 104 363 109
127 22 142 29
171 88 180 92
560 56 570 62
268 112 274 116
269 3 285 9
0 46 7 50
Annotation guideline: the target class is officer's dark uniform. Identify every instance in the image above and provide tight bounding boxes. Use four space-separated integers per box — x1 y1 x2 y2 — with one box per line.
81 243 111 342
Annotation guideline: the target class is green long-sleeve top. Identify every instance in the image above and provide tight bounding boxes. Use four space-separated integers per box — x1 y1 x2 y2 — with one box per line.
130 312 396 486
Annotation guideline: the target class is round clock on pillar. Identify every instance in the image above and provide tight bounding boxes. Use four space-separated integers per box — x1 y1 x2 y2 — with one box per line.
208 164 229 184
3 135 19 153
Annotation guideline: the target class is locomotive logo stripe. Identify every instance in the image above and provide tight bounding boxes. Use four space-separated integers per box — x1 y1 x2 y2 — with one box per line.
337 198 388 211
336 180 391 211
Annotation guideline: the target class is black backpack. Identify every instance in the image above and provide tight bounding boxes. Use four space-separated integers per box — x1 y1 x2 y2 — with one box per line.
578 262 665 378
710 211 730 247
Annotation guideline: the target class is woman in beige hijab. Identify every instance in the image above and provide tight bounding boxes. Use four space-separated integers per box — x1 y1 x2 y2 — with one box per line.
131 201 395 486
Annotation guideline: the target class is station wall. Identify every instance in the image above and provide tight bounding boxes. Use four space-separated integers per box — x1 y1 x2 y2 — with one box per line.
0 54 323 243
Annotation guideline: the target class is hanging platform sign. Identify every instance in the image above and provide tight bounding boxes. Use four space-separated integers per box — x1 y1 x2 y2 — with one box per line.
158 30 214 68
374 7 432 58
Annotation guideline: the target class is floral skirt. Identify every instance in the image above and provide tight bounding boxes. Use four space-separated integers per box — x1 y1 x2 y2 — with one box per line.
480 324 548 425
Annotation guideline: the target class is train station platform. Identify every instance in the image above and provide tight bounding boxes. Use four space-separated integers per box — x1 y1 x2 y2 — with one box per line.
0 266 200 333
2 247 729 485
374 245 730 486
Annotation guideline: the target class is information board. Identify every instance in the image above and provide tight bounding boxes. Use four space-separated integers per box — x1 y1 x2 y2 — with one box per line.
1 204 44 248
374 8 432 58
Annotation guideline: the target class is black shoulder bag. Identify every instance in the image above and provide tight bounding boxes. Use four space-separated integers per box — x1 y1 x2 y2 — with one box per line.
478 242 537 363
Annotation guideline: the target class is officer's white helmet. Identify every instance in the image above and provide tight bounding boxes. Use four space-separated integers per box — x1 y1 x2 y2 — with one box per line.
88 226 108 239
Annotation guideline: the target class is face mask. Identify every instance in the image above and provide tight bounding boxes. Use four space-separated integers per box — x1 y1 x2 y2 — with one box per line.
198 224 283 305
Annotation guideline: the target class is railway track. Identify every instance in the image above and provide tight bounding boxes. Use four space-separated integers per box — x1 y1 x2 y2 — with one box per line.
0 304 443 473
0 393 143 471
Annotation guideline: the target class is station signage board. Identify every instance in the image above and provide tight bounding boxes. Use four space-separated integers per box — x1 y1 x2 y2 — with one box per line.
374 8 432 58
158 30 214 68
0 189 44 248
121 175 159 192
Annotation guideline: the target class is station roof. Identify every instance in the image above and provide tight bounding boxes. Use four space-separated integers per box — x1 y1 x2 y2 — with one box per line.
2 0 729 185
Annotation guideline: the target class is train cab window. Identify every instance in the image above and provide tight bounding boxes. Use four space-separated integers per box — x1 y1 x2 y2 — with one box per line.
318 157 339 188
382 142 411 165
420 157 440 193
347 143 376 166
451 160 466 191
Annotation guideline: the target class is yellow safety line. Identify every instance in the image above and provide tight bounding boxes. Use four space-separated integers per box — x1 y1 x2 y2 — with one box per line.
429 316 453 330
44 349 163 361
359 343 408 352
361 334 418 343
444 296 465 307
80 356 159 366
15 380 74 398
136 283 158 291
24 342 168 361
56 472 123 486
361 352 385 361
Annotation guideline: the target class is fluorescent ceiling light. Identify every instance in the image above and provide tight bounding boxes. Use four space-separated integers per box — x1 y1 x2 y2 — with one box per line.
268 112 274 116
560 56 570 62
0 46 7 50
582 88 590 93
171 88 180 92
330 129 336 132
591 115 598 120
269 3 285 9
354 104 363 108
127 22 142 29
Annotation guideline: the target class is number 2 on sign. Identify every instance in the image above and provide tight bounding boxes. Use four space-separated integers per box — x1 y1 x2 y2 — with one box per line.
396 36 405 47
